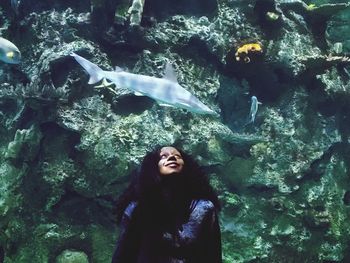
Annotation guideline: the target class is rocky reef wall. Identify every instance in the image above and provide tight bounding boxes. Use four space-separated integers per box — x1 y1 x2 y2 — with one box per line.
0 0 350 262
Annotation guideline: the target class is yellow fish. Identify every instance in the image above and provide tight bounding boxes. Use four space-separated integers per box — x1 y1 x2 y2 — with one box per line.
235 43 263 63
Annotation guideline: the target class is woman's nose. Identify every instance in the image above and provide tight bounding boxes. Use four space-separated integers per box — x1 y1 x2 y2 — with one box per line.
167 155 177 161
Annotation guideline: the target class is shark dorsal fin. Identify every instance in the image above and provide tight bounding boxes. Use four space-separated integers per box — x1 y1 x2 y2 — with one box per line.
115 66 123 72
163 62 178 83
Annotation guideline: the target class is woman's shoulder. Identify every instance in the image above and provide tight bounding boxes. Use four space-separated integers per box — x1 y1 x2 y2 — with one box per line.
124 201 138 218
190 199 215 212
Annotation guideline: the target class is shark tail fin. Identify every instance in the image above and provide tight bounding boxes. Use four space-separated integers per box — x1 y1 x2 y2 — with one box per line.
71 52 104 84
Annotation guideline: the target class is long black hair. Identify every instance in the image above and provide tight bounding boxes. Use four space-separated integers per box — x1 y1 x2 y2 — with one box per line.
115 145 220 224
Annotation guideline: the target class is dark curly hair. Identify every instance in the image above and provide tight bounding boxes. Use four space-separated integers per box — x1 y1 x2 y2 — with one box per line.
115 145 220 224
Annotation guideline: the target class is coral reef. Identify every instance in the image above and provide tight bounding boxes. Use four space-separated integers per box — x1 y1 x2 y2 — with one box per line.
0 0 350 262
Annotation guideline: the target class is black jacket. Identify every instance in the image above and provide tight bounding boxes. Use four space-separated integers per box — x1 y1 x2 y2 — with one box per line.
112 199 222 263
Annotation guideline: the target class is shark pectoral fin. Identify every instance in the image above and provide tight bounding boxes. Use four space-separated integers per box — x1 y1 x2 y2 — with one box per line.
158 102 174 107
94 82 105 89
178 102 191 108
93 79 118 95
163 62 178 83
94 79 114 88
175 99 191 108
103 79 114 87
106 86 118 95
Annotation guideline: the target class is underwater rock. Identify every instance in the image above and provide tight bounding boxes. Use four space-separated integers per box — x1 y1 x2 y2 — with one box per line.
266 29 322 76
143 0 218 20
3 222 93 262
1 0 350 262
306 2 350 17
319 242 344 262
145 1 260 64
5 125 42 165
221 191 242 213
299 152 350 259
299 54 350 76
128 0 145 26
56 250 89 263
270 216 296 237
278 1 349 18
90 0 118 32
0 163 24 218
316 67 350 98
17 0 90 16
248 89 341 192
303 208 330 229
326 8 350 54
254 0 283 33
15 9 97 105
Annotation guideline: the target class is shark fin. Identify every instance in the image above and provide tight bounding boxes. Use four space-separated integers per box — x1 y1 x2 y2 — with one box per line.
94 78 114 88
106 86 118 95
178 101 191 108
163 62 178 83
174 98 191 107
158 102 174 107
71 52 104 84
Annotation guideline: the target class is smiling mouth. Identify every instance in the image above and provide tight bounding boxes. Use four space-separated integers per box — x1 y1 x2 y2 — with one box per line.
166 162 178 167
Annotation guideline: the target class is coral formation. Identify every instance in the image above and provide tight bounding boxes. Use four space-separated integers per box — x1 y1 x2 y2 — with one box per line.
128 0 145 26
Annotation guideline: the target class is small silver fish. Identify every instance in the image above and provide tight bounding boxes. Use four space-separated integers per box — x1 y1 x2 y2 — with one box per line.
71 53 217 115
0 37 21 64
247 96 261 124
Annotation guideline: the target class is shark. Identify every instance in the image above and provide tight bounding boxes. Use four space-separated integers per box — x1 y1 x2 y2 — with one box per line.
71 53 217 115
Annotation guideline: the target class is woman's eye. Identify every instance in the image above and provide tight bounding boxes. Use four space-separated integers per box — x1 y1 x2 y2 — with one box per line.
160 154 167 159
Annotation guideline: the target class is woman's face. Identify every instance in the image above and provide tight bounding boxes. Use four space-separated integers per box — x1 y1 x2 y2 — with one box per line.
158 147 184 176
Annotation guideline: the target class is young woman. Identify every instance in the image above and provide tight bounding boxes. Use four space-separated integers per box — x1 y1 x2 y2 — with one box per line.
112 146 222 263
